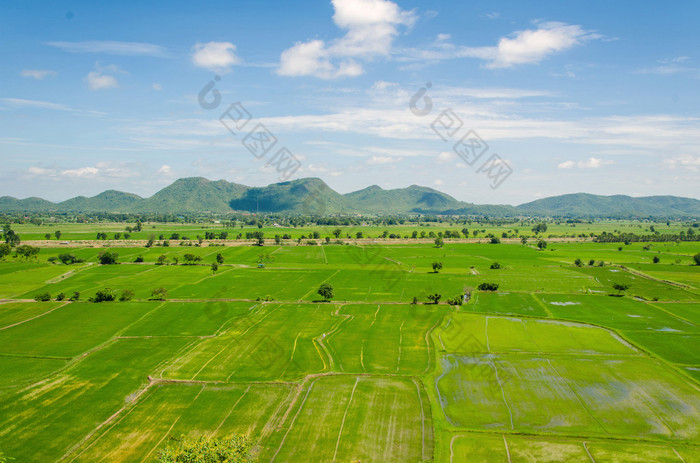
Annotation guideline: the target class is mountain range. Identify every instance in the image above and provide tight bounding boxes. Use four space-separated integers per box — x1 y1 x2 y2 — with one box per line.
1 177 699 218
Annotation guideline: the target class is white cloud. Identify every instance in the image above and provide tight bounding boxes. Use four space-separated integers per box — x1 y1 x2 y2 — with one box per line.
191 42 240 72
637 57 700 77
399 22 600 69
61 166 99 178
437 151 455 163
558 157 612 169
152 83 162 91
27 166 56 176
434 179 444 186
367 155 400 165
47 40 166 56
157 164 172 174
277 0 415 78
663 154 700 171
85 71 118 90
21 69 57 80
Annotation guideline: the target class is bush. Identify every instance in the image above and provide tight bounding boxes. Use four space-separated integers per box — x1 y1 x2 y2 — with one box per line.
69 291 80 301
588 259 595 266
58 253 84 265
490 262 501 269
653 255 660 263
490 237 500 244
55 292 65 301
97 251 118 265
156 435 255 463
446 294 464 305
90 288 116 302
34 292 51 302
477 282 499 291
151 287 168 300
574 258 583 267
134 256 144 263
427 293 442 304
119 289 135 301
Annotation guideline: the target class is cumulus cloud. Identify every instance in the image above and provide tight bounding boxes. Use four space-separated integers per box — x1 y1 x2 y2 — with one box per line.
400 22 600 69
663 154 700 171
157 164 172 174
277 0 415 78
191 41 240 72
558 157 612 169
85 63 122 90
61 166 99 178
21 69 57 80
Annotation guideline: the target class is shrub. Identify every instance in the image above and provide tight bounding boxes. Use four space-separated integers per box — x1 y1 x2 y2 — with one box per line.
156 435 255 463
446 294 464 305
55 292 65 301
68 291 80 301
427 293 442 304
34 292 51 302
58 253 84 265
97 251 118 265
490 237 500 244
653 255 660 263
490 262 501 269
477 282 499 291
134 256 144 263
151 287 168 300
432 261 443 273
574 258 583 267
119 289 135 301
588 259 595 266
90 288 116 302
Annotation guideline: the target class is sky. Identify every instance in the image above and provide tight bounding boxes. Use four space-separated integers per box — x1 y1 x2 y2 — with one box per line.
1 0 699 206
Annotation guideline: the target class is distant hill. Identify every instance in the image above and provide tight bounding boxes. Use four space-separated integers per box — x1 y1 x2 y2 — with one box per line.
57 190 143 212
0 196 56 212
517 193 700 217
1 178 699 218
134 177 249 213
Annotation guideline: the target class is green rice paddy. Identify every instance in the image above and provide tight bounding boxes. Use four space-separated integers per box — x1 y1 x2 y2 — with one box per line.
0 238 698 461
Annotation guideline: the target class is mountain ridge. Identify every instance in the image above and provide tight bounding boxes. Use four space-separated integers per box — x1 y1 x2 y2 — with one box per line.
1 178 699 218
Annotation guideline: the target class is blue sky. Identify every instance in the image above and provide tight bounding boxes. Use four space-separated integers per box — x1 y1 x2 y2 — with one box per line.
1 0 699 205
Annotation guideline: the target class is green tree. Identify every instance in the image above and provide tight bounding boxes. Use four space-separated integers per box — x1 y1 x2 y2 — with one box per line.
434 237 444 247
317 283 334 301
478 282 499 291
156 435 255 463
151 287 168 300
653 255 660 263
45 233 51 240
427 293 442 304
332 228 342 238
156 254 169 265
211 262 219 273
34 292 51 302
574 258 583 267
97 251 119 265
91 288 116 302
54 230 62 239
432 261 443 273
490 262 501 269
69 291 80 301
216 253 225 264
15 245 39 260
537 239 547 250
490 237 501 244
520 236 527 245
612 283 630 295
0 243 11 260
694 253 700 266
118 289 135 301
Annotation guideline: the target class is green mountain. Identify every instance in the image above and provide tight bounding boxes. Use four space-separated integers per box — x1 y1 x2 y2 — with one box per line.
516 193 700 217
345 184 467 214
0 196 56 212
1 178 698 217
134 177 249 213
230 178 349 214
57 190 143 212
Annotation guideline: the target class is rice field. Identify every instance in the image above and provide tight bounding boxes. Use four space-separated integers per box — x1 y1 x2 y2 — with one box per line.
0 239 698 461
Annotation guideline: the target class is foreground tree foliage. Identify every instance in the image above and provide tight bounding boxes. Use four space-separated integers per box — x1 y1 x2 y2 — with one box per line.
156 435 256 463
478 282 499 291
317 283 334 301
97 251 119 265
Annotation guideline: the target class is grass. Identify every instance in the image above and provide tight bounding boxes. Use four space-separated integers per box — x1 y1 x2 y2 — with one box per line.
0 238 698 461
